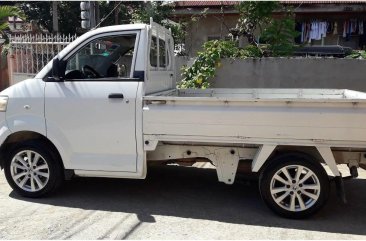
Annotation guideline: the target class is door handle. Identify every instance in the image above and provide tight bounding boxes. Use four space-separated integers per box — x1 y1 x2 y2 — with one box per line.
108 93 124 99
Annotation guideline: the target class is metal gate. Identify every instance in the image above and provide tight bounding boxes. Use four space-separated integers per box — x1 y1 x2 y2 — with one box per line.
9 34 77 84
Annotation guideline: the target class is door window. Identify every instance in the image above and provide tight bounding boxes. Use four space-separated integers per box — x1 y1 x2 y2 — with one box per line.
150 36 158 68
149 35 170 70
65 34 137 79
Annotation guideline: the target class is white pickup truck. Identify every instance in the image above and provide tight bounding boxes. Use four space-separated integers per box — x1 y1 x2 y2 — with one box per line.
1 21 366 219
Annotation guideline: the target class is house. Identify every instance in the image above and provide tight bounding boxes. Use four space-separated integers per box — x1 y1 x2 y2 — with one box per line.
171 1 366 56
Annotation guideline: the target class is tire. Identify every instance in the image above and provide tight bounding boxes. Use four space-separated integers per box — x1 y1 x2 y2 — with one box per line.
259 153 330 219
4 140 64 198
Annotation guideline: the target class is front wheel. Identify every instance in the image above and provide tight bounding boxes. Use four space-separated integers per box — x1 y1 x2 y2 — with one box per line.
259 153 330 219
4 141 64 198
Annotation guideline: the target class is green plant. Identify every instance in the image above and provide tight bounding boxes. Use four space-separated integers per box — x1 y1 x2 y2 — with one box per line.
161 21 188 51
346 50 366 59
180 2 302 89
234 1 279 46
178 40 262 89
0 5 25 35
131 1 172 25
232 2 299 56
260 17 300 56
131 2 188 52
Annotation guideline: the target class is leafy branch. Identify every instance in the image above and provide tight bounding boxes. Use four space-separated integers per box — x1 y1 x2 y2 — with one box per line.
178 40 262 89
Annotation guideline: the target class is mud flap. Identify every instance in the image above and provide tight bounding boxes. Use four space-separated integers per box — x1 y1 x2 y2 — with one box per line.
334 174 347 204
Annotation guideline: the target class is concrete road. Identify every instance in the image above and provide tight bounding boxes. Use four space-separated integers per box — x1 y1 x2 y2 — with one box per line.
0 165 366 240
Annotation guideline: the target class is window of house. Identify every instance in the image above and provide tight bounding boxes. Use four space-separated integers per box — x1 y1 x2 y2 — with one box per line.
207 36 221 41
65 34 137 79
207 36 232 41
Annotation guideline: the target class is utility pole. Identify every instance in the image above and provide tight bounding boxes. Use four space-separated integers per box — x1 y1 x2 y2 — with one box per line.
95 1 100 25
90 1 96 28
52 1 59 33
114 1 119 25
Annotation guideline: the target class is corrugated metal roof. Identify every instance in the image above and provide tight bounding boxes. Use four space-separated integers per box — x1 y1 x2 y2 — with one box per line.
282 1 366 3
174 0 366 7
174 1 237 7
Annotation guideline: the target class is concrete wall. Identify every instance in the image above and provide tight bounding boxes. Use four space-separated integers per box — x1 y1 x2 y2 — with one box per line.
174 56 195 84
209 58 366 91
185 15 241 56
175 57 366 91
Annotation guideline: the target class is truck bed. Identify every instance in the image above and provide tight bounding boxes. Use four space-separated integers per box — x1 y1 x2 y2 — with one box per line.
143 88 366 148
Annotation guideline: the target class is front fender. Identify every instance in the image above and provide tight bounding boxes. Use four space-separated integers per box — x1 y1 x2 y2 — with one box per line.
6 114 46 136
0 113 12 169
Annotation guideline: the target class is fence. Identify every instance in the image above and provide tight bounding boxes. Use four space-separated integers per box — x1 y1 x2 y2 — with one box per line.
8 34 77 84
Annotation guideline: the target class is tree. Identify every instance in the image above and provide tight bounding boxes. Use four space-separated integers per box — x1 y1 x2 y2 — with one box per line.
131 2 187 48
17 0 186 47
260 14 300 56
232 1 299 56
233 1 279 46
18 1 80 35
98 1 141 27
0 5 24 56
0 5 25 37
131 1 172 24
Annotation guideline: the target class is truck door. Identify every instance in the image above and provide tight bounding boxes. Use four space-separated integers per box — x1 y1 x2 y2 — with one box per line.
45 31 141 172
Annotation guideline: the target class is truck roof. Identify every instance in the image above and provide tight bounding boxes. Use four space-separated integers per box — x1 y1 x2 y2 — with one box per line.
88 23 148 35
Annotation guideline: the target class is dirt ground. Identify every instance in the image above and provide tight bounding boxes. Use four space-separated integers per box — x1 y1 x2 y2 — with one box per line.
0 164 366 239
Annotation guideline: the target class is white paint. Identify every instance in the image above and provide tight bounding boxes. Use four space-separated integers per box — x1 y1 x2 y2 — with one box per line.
143 89 366 145
1 21 365 182
145 21 175 94
45 81 139 172
1 78 46 135
316 146 341 176
251 145 277 172
147 144 257 184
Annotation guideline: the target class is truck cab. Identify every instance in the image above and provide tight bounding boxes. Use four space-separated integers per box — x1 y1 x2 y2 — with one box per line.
0 21 174 178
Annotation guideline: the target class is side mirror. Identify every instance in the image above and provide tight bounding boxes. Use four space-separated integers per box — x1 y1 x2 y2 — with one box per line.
52 58 61 80
50 58 65 81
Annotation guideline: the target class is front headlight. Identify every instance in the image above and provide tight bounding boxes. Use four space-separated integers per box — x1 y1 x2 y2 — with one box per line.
0 96 8 112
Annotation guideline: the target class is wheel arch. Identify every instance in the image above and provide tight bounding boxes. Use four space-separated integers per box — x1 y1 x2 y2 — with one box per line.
0 131 64 171
257 145 325 174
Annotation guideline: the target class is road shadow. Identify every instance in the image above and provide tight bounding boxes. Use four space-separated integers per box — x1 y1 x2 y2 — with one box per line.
9 165 366 236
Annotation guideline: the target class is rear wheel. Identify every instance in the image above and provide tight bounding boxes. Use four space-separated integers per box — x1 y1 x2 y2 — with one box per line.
4 141 63 198
259 153 330 219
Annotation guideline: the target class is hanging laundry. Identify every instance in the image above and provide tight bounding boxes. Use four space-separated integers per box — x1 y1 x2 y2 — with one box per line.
296 19 366 47
333 22 338 35
359 21 364 35
301 23 305 42
309 21 328 41
350 19 358 34
320 21 328 38
342 19 363 41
